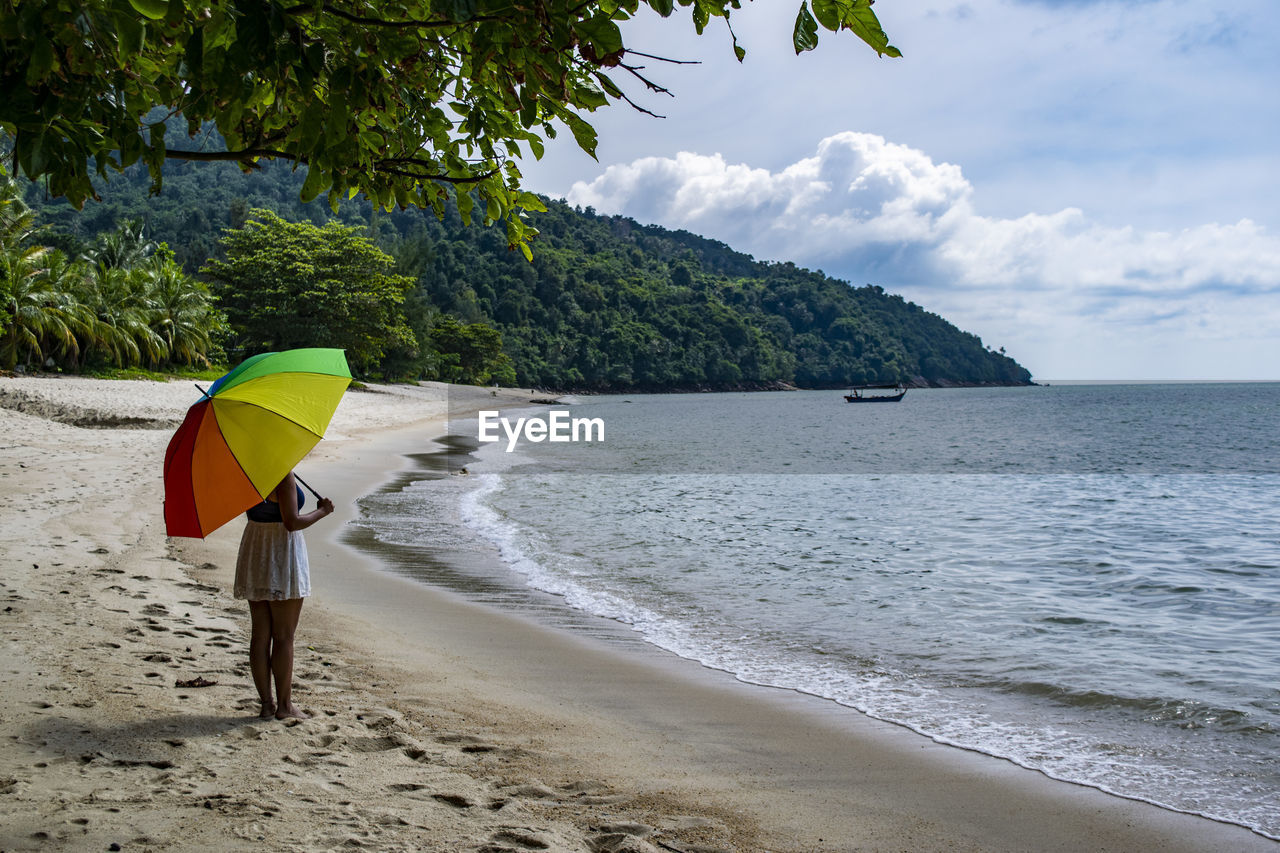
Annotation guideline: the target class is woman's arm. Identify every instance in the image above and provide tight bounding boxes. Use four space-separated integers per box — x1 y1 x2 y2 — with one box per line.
276 472 335 532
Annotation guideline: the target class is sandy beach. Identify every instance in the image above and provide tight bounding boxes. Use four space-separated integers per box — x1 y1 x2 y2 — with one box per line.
0 375 1274 852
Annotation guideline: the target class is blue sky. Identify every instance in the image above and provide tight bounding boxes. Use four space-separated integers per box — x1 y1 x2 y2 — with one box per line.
520 0 1280 379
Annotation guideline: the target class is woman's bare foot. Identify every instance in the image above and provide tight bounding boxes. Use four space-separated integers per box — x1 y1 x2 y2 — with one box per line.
275 703 309 720
258 702 276 719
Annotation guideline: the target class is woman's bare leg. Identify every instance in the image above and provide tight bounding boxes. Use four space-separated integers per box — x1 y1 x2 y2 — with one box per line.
247 600 275 718
268 598 308 720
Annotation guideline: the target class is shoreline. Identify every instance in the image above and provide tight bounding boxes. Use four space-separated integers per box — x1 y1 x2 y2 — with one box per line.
326 414 1280 851
422 418 1280 843
1 376 1274 851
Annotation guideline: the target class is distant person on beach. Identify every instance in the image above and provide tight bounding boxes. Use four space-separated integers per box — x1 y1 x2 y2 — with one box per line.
233 472 334 720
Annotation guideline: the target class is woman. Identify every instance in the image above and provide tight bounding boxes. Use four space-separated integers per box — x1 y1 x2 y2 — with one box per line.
233 471 334 720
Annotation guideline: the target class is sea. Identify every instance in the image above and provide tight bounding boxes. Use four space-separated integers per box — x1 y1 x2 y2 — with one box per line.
350 383 1280 839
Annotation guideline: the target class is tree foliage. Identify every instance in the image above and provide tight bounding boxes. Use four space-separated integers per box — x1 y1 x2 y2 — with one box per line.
1 0 897 250
21 159 1031 390
397 201 1031 390
202 208 416 372
427 313 516 386
0 178 222 370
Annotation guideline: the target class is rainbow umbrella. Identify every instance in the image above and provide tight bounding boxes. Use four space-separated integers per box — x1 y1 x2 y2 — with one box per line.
163 348 351 538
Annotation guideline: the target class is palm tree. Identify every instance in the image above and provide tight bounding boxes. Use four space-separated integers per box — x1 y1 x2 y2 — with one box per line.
75 220 177 368
73 263 172 368
0 180 90 368
0 248 89 369
145 257 216 367
85 220 155 271
2 186 218 371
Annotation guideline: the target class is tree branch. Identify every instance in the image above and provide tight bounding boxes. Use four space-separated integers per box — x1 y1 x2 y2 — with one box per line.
377 165 500 183
164 148 295 165
623 49 700 65
165 148 494 184
282 2 499 29
618 63 674 97
615 91 666 118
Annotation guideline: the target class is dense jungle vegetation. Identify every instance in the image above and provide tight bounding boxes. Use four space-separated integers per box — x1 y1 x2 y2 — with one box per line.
7 155 1031 389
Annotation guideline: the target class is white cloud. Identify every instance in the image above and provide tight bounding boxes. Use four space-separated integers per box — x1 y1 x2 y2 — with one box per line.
566 132 1280 378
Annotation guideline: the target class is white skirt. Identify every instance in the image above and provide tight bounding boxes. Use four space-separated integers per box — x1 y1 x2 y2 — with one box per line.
234 520 311 601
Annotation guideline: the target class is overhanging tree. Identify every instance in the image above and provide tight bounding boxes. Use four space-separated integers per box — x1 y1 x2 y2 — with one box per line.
1 0 898 254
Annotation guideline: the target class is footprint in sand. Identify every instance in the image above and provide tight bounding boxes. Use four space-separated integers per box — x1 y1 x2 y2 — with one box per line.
587 836 665 853
430 792 473 809
483 828 553 851
505 783 559 801
436 732 507 755
384 782 428 794
551 779 628 806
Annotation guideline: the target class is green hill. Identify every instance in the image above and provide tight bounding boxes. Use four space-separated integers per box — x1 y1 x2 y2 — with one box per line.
23 155 1032 390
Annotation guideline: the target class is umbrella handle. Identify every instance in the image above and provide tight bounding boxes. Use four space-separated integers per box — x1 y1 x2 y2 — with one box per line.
293 473 324 502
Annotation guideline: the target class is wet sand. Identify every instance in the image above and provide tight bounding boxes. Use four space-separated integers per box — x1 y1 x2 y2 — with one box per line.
0 375 1274 851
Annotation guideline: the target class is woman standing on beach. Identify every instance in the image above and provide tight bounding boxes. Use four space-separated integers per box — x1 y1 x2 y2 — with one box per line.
233 472 334 720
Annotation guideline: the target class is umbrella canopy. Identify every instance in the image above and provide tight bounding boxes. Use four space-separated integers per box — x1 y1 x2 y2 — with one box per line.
163 348 351 538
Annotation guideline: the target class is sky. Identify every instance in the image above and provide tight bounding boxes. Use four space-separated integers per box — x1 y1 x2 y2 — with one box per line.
518 0 1280 380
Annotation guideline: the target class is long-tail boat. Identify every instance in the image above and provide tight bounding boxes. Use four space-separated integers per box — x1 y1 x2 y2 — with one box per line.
844 384 907 403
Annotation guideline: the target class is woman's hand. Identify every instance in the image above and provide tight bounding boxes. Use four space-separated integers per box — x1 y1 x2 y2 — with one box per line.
279 473 336 531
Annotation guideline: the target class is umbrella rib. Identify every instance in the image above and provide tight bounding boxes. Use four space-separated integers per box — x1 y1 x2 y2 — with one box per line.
193 408 268 538
204 397 327 518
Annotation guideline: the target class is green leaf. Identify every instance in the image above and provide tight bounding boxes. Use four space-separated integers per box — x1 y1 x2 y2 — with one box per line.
648 0 675 16
564 113 598 159
16 130 46 177
322 91 349 146
578 15 624 56
692 2 709 34
164 0 186 24
842 5 901 57
810 0 841 31
304 41 326 75
728 20 745 62
300 165 330 203
181 26 204 81
573 79 609 110
516 191 547 212
128 0 169 20
119 132 144 168
793 2 819 54
518 95 538 128
26 33 55 84
457 189 474 224
595 73 623 98
114 11 144 57
446 0 478 23
147 120 166 159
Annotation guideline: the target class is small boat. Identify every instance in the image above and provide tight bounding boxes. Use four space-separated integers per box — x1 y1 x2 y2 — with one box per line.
844 383 907 403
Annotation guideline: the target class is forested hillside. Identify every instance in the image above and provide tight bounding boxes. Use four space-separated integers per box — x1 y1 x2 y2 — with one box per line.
21 156 1032 390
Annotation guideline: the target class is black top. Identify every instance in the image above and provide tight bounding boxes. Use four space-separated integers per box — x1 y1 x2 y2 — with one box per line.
246 485 306 523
